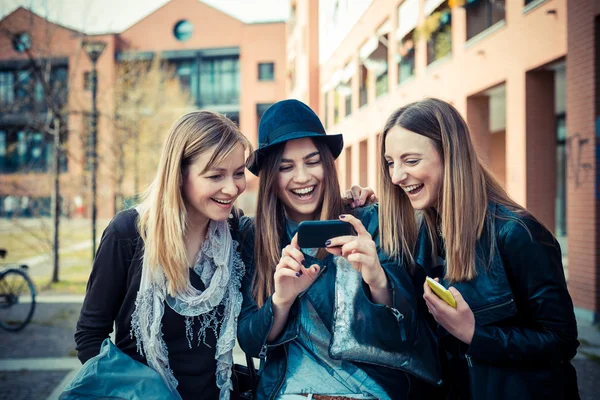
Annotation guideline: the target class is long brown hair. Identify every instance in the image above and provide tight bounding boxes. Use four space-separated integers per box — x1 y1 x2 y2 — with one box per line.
252 138 344 307
137 110 250 296
379 98 525 282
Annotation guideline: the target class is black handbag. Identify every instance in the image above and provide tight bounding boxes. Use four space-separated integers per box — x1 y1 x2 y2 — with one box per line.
232 353 258 400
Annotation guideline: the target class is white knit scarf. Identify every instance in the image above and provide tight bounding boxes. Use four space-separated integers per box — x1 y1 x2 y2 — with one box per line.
130 219 245 400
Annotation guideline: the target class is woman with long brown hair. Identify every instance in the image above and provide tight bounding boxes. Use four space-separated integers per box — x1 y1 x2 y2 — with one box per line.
237 99 441 400
379 98 579 399
74 111 251 399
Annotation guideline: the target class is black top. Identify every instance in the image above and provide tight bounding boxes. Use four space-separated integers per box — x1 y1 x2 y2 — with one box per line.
74 209 222 400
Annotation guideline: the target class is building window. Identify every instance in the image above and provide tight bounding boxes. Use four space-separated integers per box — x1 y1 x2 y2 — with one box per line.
12 32 31 53
466 0 506 41
0 71 14 106
258 62 275 81
333 91 340 125
398 30 416 84
0 128 66 174
171 59 198 102
199 56 240 106
375 69 388 98
173 20 194 42
84 71 92 91
0 65 68 113
359 64 368 107
374 33 389 98
337 70 352 117
257 103 273 132
324 92 329 129
426 2 452 64
289 3 297 34
345 89 352 116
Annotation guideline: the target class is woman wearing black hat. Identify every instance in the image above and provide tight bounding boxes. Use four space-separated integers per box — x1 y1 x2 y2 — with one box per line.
237 99 441 400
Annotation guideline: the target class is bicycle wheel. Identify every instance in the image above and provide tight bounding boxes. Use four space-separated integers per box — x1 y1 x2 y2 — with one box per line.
0 268 36 332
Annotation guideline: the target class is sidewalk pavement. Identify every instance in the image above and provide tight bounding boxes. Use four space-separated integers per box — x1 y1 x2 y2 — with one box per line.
0 296 598 399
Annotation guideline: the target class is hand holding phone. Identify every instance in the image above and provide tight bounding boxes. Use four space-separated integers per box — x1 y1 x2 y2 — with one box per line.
425 276 456 308
297 220 356 248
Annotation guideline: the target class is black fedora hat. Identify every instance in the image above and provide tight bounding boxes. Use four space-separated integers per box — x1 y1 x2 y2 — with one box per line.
247 99 344 176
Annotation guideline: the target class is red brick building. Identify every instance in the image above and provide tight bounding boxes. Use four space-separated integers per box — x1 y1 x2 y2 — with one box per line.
287 0 600 321
0 0 286 218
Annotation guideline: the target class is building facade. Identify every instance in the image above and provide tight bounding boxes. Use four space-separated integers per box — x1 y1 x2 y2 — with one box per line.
287 0 600 321
0 0 286 218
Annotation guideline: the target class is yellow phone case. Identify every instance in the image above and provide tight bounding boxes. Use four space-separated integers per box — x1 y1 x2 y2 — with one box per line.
426 277 457 308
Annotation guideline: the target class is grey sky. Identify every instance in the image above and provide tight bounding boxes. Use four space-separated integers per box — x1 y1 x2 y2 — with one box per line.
0 0 290 34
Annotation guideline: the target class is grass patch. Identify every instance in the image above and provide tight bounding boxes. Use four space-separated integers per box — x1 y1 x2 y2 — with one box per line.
580 351 600 366
0 217 109 264
33 278 88 295
579 338 598 348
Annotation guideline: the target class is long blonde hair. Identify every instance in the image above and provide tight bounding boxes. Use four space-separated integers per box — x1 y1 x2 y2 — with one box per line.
251 139 344 307
137 111 250 296
379 98 525 282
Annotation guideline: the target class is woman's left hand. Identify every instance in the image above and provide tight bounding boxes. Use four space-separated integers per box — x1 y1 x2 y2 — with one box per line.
342 185 378 209
325 214 387 290
423 279 475 345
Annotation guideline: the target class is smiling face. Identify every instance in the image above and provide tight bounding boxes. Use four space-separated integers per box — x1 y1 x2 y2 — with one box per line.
384 126 443 210
276 138 325 222
182 143 246 225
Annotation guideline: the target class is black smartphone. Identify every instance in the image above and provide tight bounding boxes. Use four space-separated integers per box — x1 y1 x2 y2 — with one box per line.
297 220 356 249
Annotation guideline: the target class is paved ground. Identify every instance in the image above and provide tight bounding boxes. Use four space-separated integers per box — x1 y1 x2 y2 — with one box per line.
0 299 598 399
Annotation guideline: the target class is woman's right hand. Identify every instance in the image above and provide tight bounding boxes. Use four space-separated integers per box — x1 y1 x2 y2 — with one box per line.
272 233 320 306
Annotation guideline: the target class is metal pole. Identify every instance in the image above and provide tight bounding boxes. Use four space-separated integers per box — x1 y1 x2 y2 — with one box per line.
51 117 60 283
90 61 98 259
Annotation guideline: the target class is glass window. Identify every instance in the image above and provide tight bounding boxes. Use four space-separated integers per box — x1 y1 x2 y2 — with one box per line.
200 56 240 106
359 64 368 107
375 66 389 98
258 62 275 81
173 59 198 102
0 71 14 106
427 2 452 65
257 103 273 131
398 30 416 84
466 0 506 41
173 20 194 42
0 127 66 174
324 92 329 129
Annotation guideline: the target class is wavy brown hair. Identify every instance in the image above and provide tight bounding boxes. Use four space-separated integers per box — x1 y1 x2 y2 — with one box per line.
251 138 344 307
379 98 526 282
137 110 250 296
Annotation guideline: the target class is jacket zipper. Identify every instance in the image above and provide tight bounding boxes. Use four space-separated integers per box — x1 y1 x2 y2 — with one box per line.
389 307 406 342
465 354 473 367
472 298 514 315
269 341 293 400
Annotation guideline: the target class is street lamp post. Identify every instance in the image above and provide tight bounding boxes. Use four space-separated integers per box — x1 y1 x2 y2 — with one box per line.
82 39 106 259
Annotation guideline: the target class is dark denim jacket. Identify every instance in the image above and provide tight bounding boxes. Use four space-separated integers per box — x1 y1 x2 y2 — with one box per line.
416 203 579 400
237 205 442 400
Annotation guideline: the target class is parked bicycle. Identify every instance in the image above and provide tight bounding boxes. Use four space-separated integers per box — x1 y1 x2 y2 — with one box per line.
0 249 36 332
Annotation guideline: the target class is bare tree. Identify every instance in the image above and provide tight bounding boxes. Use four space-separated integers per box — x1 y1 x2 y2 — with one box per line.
110 57 193 210
1 11 192 283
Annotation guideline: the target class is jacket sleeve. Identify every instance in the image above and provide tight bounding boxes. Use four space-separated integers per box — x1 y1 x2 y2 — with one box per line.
236 217 275 357
354 205 419 350
74 218 133 364
467 217 579 364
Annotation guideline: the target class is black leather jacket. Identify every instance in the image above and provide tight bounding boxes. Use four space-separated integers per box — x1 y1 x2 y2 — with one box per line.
416 204 579 400
237 205 442 399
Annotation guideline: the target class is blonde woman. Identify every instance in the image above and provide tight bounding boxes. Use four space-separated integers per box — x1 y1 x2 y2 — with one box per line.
74 111 250 400
379 98 579 399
